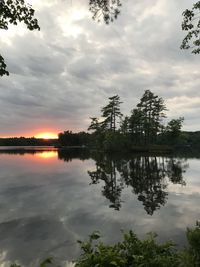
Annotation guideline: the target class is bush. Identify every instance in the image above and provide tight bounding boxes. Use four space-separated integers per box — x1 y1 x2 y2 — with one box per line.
10 222 200 267
76 231 179 267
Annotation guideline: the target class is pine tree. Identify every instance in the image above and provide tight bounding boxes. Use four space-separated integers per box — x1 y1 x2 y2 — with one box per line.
137 90 166 144
129 108 144 144
101 95 122 132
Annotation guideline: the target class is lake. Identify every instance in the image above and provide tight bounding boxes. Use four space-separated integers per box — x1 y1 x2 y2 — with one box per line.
0 147 200 267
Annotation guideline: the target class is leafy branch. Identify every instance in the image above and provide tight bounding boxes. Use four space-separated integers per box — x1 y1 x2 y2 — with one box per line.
181 1 200 54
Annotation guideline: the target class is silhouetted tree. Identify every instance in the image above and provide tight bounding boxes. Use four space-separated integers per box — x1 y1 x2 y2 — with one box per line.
136 90 167 145
101 95 123 132
165 117 184 145
88 117 101 132
129 108 144 144
181 1 200 54
120 116 129 135
58 130 90 146
88 117 106 147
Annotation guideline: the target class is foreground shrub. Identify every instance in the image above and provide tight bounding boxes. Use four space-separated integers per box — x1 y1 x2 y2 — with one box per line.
10 222 200 267
76 231 179 267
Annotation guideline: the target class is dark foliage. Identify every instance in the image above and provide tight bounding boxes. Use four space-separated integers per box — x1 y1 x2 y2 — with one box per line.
76 222 200 267
181 1 200 54
88 91 184 151
9 222 200 266
0 137 57 146
58 131 90 147
89 0 122 24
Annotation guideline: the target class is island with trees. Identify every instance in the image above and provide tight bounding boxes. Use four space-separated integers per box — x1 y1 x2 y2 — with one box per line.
58 90 197 153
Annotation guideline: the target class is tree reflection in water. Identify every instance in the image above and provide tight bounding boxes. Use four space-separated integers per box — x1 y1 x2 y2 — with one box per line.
57 148 91 162
88 154 189 215
89 158 123 210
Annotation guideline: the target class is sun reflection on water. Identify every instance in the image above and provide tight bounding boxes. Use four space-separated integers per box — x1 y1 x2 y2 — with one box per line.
35 151 57 159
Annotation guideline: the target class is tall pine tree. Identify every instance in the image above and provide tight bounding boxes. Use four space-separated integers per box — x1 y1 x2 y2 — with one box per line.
101 95 123 132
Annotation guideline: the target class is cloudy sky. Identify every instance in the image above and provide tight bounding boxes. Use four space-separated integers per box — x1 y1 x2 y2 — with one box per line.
0 0 199 137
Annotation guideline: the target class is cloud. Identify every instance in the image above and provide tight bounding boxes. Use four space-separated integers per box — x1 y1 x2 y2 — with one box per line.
0 0 199 136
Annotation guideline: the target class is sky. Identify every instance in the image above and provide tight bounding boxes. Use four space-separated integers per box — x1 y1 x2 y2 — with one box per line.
0 0 200 138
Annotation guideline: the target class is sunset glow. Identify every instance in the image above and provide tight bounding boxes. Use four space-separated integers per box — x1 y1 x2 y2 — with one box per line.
35 132 58 139
36 151 57 159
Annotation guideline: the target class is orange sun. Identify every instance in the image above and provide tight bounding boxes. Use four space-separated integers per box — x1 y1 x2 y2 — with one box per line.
35 132 58 139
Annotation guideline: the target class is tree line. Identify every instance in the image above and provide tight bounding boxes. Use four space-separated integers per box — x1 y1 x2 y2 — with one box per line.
0 137 57 146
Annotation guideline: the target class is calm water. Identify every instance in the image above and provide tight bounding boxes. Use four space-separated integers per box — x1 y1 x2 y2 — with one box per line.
0 148 200 266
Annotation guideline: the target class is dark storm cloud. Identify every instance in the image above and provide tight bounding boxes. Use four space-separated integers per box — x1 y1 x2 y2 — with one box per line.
0 0 199 136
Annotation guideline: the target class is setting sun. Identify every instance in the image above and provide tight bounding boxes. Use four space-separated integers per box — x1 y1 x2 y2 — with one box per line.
35 132 58 139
